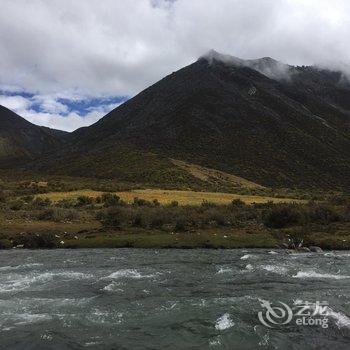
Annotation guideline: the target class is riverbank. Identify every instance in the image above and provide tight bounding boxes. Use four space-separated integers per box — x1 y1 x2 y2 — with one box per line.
1 225 350 250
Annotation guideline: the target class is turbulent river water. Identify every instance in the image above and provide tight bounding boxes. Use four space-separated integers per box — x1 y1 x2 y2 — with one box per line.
0 249 350 349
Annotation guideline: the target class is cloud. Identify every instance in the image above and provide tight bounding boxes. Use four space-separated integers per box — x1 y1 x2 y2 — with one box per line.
0 95 32 111
31 95 69 114
0 93 122 131
0 0 349 130
19 109 108 132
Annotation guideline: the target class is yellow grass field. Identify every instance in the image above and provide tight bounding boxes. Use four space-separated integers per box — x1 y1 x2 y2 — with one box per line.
37 188 304 205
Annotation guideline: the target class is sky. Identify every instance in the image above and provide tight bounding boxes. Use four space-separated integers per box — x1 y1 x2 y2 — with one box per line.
0 0 349 132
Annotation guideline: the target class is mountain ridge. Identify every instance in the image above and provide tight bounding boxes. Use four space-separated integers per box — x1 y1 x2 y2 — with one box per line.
0 105 69 166
1 51 350 189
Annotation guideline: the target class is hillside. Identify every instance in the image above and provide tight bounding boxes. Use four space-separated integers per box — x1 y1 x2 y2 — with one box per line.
6 50 350 189
0 105 68 166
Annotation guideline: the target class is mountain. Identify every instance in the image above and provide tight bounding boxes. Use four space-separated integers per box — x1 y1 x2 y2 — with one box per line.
19 51 350 189
0 105 68 166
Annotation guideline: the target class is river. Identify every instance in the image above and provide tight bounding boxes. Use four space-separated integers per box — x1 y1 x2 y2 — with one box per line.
0 249 349 349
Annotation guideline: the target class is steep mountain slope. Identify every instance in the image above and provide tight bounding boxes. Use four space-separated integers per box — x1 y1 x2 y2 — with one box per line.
32 51 350 189
0 105 68 166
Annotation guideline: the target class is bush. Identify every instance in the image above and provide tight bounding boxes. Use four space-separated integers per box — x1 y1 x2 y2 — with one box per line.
307 204 340 224
153 199 160 207
99 207 130 227
0 191 7 203
175 218 186 232
132 212 148 228
201 200 216 209
327 195 348 206
133 197 152 207
76 195 94 207
231 199 245 208
56 199 77 208
102 193 121 207
9 199 25 211
208 208 230 226
150 216 164 229
93 200 348 232
0 239 12 249
264 204 304 228
32 197 52 208
37 208 80 222
21 195 34 203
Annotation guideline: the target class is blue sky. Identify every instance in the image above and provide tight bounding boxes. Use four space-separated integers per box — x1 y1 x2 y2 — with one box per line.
0 0 349 131
0 91 128 131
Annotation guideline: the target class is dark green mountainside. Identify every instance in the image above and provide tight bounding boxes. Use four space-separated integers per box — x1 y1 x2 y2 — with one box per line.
0 105 68 167
2 51 350 189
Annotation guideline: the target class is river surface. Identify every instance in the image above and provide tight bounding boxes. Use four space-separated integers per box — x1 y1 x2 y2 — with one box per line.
0 249 350 349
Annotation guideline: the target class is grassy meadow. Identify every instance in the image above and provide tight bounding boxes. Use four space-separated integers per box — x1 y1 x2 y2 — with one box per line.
0 175 349 250
37 188 305 205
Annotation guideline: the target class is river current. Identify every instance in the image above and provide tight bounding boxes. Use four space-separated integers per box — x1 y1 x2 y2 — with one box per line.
0 249 349 349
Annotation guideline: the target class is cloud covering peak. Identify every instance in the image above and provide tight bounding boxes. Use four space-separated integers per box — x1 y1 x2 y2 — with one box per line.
200 49 292 80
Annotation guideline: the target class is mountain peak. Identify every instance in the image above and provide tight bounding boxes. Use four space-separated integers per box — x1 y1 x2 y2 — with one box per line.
199 49 243 65
199 50 290 80
0 105 68 163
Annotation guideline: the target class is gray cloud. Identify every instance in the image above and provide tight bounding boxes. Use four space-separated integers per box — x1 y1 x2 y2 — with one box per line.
202 50 292 81
0 0 349 130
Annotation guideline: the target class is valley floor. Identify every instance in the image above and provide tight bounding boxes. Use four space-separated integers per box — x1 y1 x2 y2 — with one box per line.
37 188 305 205
0 179 349 250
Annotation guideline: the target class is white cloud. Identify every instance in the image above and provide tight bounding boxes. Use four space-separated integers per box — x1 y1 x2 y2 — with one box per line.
0 95 31 111
0 93 121 131
31 95 69 114
0 0 349 130
19 110 104 132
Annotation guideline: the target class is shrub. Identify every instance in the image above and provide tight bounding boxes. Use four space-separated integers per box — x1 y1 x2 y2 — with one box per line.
201 200 216 209
209 209 229 226
133 197 152 207
0 239 12 249
264 204 303 228
93 200 348 232
132 212 148 228
231 199 245 208
307 204 340 224
327 195 348 206
21 195 34 203
32 197 52 208
99 207 130 227
37 208 80 222
175 218 186 232
0 191 7 203
9 199 25 211
56 199 77 208
76 195 94 206
102 193 120 207
150 216 164 229
153 199 160 207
